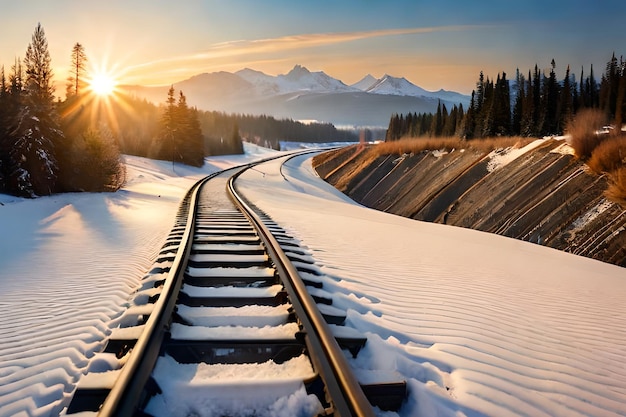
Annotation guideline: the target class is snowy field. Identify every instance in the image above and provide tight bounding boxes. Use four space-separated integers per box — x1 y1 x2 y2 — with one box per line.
1 142 625 416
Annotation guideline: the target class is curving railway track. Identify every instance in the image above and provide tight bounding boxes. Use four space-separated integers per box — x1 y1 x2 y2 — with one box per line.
64 159 406 417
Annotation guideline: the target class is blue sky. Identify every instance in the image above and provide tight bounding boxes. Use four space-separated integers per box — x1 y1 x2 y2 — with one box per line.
1 0 625 94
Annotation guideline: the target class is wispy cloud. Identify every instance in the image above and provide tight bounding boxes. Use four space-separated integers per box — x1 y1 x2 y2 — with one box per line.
123 25 484 84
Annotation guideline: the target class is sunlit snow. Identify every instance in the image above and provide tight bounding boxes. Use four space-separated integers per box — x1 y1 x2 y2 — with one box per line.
0 142 624 417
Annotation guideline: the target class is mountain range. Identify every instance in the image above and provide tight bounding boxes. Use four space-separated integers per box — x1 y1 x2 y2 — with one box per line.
121 65 470 128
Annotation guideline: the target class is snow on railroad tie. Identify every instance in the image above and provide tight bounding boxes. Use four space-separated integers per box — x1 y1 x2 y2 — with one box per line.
176 304 292 327
181 284 284 298
189 253 269 263
185 266 275 278
192 243 265 252
144 355 322 417
170 322 301 340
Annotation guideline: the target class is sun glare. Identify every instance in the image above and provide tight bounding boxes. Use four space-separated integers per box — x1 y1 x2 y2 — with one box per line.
89 72 117 96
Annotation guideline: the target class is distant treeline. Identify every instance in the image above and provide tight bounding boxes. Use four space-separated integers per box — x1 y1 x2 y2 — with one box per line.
202 113 359 150
387 53 626 141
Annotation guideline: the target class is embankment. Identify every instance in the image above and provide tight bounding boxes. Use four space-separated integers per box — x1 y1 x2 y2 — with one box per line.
313 139 626 267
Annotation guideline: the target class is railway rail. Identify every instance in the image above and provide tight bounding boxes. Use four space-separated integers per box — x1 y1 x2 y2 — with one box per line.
64 159 406 416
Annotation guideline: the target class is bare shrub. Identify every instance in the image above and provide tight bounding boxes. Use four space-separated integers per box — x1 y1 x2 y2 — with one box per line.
606 167 626 206
587 135 626 174
566 109 607 160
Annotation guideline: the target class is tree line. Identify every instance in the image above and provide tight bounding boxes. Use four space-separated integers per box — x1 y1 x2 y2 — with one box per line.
386 53 626 141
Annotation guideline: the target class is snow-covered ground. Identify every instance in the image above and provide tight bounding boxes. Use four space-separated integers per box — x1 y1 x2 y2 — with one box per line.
1 142 625 417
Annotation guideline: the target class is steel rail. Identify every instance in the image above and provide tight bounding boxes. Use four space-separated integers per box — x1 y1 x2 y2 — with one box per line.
96 173 215 416
228 165 375 417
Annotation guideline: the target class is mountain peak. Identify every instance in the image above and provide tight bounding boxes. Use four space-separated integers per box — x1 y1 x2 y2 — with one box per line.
351 74 378 91
286 64 311 79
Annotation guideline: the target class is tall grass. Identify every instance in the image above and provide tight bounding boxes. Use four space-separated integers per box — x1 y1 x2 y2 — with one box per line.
587 135 626 174
566 109 626 204
373 136 534 156
605 167 626 204
567 109 607 160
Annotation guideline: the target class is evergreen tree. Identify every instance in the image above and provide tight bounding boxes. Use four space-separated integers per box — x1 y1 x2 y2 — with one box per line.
176 91 204 166
616 70 626 130
462 92 476 139
589 64 599 108
442 105 457 137
159 85 177 162
492 72 511 136
512 70 525 135
157 87 205 166
430 101 443 137
5 23 62 196
66 43 87 98
456 104 465 136
385 114 398 141
541 59 560 135
557 65 574 133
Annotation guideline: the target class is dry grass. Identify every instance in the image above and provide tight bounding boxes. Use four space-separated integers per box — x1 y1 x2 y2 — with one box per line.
373 136 535 156
567 109 607 160
587 135 626 174
605 167 626 204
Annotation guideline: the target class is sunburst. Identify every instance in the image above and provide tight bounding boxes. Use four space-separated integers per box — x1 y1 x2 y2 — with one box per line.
88 71 117 96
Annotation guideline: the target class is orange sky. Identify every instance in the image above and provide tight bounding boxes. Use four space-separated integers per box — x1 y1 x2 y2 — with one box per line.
2 1 625 96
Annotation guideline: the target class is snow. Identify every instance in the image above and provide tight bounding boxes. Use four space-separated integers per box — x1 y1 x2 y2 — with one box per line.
144 354 321 417
234 65 470 105
1 141 625 417
236 64 357 96
170 322 300 341
366 74 432 97
364 74 470 105
351 74 379 91
486 138 550 172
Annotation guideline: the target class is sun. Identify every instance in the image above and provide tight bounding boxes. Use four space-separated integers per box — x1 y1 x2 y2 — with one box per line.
89 72 117 96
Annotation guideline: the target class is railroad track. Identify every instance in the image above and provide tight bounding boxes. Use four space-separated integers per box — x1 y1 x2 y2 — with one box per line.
64 160 406 417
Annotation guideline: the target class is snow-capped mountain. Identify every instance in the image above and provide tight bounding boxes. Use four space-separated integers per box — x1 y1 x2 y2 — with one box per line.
237 65 356 95
351 74 378 91
121 65 470 127
365 74 431 97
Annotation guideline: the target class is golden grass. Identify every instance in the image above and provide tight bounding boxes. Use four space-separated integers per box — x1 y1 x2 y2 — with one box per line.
587 135 626 174
373 136 535 156
566 109 607 160
605 167 626 204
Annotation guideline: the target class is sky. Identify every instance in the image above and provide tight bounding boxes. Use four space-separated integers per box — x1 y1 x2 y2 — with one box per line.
1 0 626 95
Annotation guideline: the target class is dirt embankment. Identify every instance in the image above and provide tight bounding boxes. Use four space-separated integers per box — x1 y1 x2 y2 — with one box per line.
313 139 626 267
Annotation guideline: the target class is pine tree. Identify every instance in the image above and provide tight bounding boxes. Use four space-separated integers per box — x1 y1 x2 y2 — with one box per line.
66 43 87 98
159 85 177 162
541 59 560 135
430 101 443 137
616 69 626 129
23 23 54 103
532 65 542 136
589 64 599 108
521 70 535 136
557 65 574 133
512 70 525 135
462 92 476 139
176 91 204 166
6 23 62 196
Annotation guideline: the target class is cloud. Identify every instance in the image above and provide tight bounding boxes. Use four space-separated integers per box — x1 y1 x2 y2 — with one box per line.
122 25 483 84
